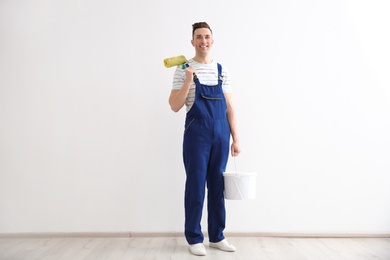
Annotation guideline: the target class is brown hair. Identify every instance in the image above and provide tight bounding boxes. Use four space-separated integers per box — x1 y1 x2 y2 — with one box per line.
192 22 213 39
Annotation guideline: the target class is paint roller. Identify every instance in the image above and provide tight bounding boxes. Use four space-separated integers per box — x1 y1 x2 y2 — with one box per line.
164 55 189 69
164 55 197 79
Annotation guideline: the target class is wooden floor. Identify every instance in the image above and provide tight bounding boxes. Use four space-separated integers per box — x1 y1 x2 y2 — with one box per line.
1 236 390 260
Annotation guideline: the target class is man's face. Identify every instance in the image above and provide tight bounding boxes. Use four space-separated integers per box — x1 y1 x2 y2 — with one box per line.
191 28 214 54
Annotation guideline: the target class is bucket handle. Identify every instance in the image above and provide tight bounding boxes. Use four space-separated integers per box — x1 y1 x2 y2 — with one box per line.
233 156 239 177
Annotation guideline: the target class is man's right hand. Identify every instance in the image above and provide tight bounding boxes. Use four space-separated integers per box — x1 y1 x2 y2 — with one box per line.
184 66 196 82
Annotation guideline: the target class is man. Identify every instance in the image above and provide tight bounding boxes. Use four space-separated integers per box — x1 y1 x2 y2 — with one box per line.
169 22 240 256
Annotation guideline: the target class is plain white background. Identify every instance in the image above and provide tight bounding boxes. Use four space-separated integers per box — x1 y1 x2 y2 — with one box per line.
1 0 389 234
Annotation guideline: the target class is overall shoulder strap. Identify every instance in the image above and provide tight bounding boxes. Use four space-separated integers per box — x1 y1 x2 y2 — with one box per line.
217 63 223 81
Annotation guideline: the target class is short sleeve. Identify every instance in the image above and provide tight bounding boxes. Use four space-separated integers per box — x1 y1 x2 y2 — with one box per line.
172 66 185 90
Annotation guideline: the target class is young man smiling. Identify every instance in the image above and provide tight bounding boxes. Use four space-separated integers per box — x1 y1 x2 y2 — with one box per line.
169 22 240 256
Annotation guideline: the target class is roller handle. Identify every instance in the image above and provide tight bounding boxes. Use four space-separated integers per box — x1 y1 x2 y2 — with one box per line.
181 63 197 79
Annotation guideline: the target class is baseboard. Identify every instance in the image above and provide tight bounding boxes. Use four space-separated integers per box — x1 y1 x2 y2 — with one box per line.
226 232 390 238
0 232 131 238
1 232 389 238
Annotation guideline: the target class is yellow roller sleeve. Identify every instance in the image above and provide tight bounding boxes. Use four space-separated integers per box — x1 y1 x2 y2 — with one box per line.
164 55 187 68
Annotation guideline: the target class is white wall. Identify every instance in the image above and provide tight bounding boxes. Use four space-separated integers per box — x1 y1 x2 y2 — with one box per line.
1 0 389 234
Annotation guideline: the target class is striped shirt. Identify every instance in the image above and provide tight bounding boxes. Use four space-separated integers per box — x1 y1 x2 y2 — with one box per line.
172 59 232 112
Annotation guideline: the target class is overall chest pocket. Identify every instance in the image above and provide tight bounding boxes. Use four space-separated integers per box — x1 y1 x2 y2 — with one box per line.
201 93 222 100
200 86 223 100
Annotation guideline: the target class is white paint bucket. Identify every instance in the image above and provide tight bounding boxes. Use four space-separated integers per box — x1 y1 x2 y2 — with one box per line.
223 171 257 200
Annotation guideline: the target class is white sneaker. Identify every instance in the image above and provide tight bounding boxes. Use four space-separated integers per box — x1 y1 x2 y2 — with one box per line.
189 243 207 256
209 239 236 252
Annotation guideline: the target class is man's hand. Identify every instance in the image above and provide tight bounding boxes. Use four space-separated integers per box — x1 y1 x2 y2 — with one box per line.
184 66 196 82
231 142 241 157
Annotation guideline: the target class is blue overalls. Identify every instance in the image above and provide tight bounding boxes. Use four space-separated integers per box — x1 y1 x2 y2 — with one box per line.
183 63 230 245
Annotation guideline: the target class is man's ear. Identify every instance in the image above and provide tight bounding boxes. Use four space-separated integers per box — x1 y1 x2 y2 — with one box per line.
191 39 194 46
